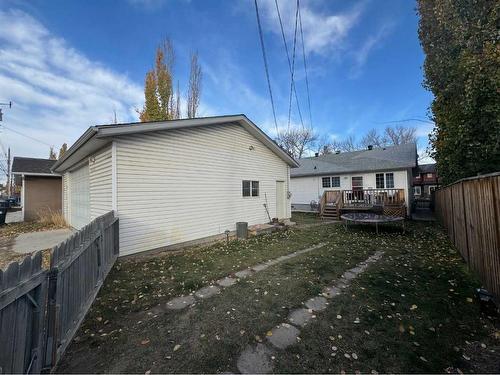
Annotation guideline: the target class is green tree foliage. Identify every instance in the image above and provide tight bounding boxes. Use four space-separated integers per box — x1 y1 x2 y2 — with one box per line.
417 0 500 184
139 39 203 122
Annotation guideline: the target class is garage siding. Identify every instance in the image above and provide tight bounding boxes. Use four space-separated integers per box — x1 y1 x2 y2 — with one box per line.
89 145 113 219
62 172 70 222
115 124 291 256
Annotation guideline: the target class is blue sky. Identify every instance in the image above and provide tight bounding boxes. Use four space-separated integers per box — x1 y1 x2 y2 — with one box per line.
0 0 434 166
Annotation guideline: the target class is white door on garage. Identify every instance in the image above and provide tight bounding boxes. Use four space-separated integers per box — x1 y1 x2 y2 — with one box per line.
70 163 90 229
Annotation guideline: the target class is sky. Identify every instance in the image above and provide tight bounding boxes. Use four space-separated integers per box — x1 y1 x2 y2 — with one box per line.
0 0 434 176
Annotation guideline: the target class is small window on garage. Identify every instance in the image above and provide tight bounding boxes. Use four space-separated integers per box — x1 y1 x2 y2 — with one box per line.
331 176 340 187
242 180 251 197
251 181 259 197
243 180 259 197
322 177 331 188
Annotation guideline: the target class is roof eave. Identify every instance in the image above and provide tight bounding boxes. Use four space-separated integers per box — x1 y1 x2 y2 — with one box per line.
51 127 98 173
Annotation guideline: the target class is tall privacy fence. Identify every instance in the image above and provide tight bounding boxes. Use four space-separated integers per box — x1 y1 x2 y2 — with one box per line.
0 211 119 374
434 172 500 302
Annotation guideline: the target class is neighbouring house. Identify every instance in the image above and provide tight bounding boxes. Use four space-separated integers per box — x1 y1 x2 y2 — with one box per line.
412 163 439 198
290 143 417 218
11 157 62 221
51 115 298 256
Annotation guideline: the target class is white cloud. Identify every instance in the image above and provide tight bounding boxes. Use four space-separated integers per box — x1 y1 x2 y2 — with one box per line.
350 22 395 78
0 9 143 169
258 0 365 56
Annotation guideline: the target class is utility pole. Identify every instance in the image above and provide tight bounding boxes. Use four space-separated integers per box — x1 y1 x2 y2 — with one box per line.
6 147 10 196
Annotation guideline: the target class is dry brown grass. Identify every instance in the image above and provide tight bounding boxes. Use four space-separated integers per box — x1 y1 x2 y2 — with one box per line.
36 208 67 227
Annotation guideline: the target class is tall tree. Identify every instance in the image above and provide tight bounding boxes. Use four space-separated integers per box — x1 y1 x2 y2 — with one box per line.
139 38 175 122
49 147 57 160
417 0 500 184
187 52 202 118
277 127 317 159
58 143 68 159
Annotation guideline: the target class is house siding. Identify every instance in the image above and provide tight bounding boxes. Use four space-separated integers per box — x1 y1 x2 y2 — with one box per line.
115 124 291 256
89 145 112 219
290 170 411 214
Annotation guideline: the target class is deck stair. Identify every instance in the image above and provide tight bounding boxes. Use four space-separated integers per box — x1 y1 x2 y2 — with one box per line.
322 204 340 220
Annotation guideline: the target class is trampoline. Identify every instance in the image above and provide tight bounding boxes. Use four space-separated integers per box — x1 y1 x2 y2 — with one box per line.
341 212 405 234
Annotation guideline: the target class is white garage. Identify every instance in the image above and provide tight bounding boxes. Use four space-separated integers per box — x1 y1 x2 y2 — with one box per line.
69 163 90 229
52 115 298 256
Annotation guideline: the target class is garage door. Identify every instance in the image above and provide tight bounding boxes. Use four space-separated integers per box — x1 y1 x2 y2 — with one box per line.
70 163 90 229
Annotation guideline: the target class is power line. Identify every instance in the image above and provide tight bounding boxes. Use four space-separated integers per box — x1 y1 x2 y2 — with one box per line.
374 118 434 125
287 0 298 130
274 0 304 131
254 0 279 135
0 124 53 147
298 0 313 129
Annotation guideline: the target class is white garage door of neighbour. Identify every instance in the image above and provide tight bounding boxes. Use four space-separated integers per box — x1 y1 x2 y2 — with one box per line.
70 163 90 229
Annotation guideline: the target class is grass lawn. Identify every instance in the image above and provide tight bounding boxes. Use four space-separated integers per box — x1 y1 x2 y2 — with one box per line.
56 222 499 374
291 211 323 225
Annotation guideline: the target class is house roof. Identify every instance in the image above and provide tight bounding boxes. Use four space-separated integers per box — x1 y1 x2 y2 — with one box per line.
416 163 436 174
52 114 299 172
291 143 417 177
12 157 60 176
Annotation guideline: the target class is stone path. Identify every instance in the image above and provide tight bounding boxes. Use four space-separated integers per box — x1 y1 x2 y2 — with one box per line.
236 250 384 374
165 243 326 311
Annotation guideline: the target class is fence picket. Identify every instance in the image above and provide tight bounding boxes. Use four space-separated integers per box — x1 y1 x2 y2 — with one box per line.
0 211 119 373
435 173 500 302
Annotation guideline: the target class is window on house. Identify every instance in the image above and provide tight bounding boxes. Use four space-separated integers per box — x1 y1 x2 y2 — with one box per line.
376 173 385 189
426 173 433 178
331 176 340 187
243 180 259 197
385 173 394 188
413 186 421 195
352 176 363 190
251 181 259 197
322 177 331 188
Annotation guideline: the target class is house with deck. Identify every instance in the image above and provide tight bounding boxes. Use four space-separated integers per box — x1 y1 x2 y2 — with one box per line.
51 115 298 256
290 143 417 219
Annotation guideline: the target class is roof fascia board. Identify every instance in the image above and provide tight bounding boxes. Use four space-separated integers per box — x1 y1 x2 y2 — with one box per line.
51 127 98 172
13 172 61 177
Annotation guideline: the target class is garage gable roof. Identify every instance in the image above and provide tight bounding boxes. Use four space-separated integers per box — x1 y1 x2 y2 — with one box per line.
52 114 299 172
12 157 60 176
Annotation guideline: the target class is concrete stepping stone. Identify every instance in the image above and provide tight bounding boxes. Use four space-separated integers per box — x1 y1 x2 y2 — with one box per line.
350 265 365 274
166 295 195 310
342 271 357 280
288 308 314 327
195 285 220 299
237 344 274 374
305 296 328 311
217 277 237 287
252 263 270 272
235 269 253 278
267 323 300 349
322 286 342 299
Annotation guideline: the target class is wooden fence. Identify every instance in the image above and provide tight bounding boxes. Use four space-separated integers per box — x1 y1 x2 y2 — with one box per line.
0 211 119 374
435 172 500 301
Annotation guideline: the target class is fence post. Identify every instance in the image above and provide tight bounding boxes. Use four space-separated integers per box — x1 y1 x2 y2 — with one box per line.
43 268 59 371
113 219 120 255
